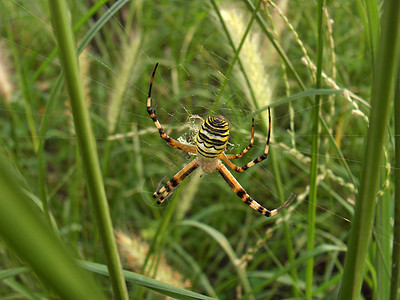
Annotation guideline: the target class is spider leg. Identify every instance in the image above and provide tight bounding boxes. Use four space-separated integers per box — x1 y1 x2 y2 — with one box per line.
216 162 295 217
225 117 255 159
147 63 196 153
153 159 199 204
221 107 271 172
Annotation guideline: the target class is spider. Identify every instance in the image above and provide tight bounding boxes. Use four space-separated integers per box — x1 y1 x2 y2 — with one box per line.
146 63 295 217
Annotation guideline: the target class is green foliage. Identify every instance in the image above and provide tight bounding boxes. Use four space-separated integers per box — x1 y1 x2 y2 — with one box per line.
0 0 399 299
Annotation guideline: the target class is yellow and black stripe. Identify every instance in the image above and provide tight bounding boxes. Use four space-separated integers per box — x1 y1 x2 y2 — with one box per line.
153 159 199 204
221 107 272 173
196 116 229 159
217 162 296 217
147 63 196 154
225 118 255 159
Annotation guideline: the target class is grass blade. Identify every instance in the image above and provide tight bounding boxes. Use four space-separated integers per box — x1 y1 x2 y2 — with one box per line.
306 0 325 297
0 267 29 281
244 0 357 189
390 62 400 300
0 155 106 300
81 260 216 300
180 220 254 300
270 149 300 297
338 0 400 298
376 187 391 299
356 0 379 63
77 0 130 55
255 88 344 110
37 0 128 221
48 1 129 299
248 244 345 296
37 75 63 222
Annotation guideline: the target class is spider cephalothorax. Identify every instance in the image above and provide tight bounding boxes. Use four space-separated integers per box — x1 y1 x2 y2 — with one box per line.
146 63 295 217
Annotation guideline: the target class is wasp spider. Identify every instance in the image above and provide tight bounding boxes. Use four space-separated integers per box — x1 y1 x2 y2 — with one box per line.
146 63 295 217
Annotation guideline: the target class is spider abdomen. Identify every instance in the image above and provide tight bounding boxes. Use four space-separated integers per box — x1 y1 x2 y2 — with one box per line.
196 116 229 159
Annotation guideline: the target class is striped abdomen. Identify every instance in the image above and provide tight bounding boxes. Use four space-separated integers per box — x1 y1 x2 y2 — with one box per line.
196 116 229 159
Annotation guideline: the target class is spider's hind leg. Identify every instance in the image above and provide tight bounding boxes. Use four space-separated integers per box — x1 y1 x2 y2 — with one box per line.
217 162 295 217
153 159 199 204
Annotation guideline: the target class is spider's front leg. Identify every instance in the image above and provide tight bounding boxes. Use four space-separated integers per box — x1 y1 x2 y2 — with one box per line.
216 162 295 217
147 63 196 154
153 159 199 204
225 117 255 160
222 107 272 172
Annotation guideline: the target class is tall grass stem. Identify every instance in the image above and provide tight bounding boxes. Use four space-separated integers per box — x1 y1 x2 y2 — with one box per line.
305 0 324 297
48 1 129 299
338 0 400 298
390 63 400 300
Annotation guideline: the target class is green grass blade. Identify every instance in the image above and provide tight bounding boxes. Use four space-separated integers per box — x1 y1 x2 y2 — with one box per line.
48 1 129 299
37 75 63 222
338 0 400 298
37 0 127 222
180 220 254 300
170 242 219 298
0 154 106 300
244 0 357 190
80 0 131 175
77 0 130 55
80 260 216 300
247 244 345 296
356 0 379 63
255 88 344 110
270 149 300 297
376 188 391 299
306 0 325 297
0 267 29 281
19 65 39 152
390 62 400 300
32 0 110 82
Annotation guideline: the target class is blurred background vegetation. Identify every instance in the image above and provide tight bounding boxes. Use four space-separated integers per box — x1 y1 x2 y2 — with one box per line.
0 0 398 299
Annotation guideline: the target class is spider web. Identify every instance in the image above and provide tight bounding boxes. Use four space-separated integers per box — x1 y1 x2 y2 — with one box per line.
0 1 395 252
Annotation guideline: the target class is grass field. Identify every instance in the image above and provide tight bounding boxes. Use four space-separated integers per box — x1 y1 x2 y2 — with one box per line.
0 0 399 299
